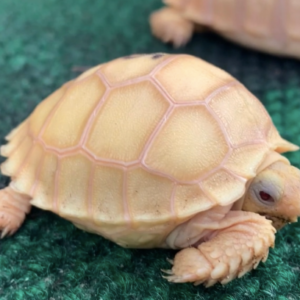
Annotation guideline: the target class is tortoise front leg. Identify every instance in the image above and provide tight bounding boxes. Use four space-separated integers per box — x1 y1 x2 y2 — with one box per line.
150 7 195 47
163 212 275 287
0 185 31 238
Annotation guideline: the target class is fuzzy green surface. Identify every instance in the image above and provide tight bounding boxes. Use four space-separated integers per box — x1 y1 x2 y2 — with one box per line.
0 1 300 299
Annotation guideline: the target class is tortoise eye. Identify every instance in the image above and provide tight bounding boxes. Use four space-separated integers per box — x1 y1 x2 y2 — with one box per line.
259 191 275 204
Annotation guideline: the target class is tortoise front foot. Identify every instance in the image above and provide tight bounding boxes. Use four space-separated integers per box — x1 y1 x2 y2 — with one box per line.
150 7 194 47
0 186 31 238
163 214 275 287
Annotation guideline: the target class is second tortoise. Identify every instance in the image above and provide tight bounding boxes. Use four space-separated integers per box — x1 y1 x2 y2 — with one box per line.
150 0 300 59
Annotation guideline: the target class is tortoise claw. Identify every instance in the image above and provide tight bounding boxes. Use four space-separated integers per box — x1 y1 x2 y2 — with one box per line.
1 227 10 239
161 269 174 275
166 258 174 265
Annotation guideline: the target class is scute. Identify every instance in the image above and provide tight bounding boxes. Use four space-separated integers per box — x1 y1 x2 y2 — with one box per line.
100 54 171 85
224 144 269 178
91 165 124 225
10 144 43 196
31 152 58 211
155 55 232 103
200 169 246 205
29 82 70 137
174 184 214 219
145 105 229 182
42 74 106 149
126 168 174 224
1 135 32 177
85 80 170 163
209 84 270 147
57 154 93 219
75 65 102 82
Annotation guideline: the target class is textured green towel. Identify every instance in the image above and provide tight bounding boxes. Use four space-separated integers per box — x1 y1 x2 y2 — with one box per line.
1 1 300 299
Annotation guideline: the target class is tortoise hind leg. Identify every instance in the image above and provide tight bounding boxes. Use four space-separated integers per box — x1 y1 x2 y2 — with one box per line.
0 185 31 238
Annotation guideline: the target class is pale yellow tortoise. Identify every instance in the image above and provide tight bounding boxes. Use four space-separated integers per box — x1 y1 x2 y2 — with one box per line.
1 53 300 287
150 0 300 59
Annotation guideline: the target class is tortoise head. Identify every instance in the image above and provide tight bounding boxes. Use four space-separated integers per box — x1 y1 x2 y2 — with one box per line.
242 161 300 229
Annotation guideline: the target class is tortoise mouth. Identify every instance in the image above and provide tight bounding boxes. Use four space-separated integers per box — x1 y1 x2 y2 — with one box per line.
261 214 297 230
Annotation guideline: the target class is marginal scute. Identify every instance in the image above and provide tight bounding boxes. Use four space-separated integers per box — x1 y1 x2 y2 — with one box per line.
75 65 102 82
5 120 27 141
174 184 214 219
100 54 170 85
201 169 246 205
31 152 57 210
209 84 270 146
267 124 299 153
1 122 28 157
145 106 228 181
92 165 124 225
154 55 232 103
10 144 43 195
1 136 32 177
29 82 70 137
224 144 269 178
86 81 169 163
42 74 106 149
127 168 173 224
57 154 92 219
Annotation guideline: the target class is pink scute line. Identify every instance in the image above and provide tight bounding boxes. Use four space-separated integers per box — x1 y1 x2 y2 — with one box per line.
97 55 177 91
149 55 178 77
198 181 218 204
79 92 110 146
232 140 269 150
221 167 248 182
103 74 152 89
205 101 232 149
205 81 238 104
82 144 141 168
139 105 174 163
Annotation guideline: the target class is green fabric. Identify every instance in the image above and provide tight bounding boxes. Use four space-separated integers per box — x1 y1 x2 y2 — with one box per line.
1 0 300 299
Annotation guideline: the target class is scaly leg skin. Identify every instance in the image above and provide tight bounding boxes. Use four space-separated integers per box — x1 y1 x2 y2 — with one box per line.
163 212 276 287
0 185 31 238
149 7 194 48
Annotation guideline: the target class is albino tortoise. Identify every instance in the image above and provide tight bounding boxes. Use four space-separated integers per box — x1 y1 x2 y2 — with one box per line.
150 0 300 59
1 53 300 287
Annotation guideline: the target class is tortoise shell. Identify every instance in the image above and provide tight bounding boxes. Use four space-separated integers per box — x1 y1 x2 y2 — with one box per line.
0 54 293 248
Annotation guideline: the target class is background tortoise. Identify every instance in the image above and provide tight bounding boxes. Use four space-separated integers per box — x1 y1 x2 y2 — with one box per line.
150 0 300 59
1 53 300 287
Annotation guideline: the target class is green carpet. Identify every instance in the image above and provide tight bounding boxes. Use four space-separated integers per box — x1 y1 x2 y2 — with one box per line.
1 1 300 299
